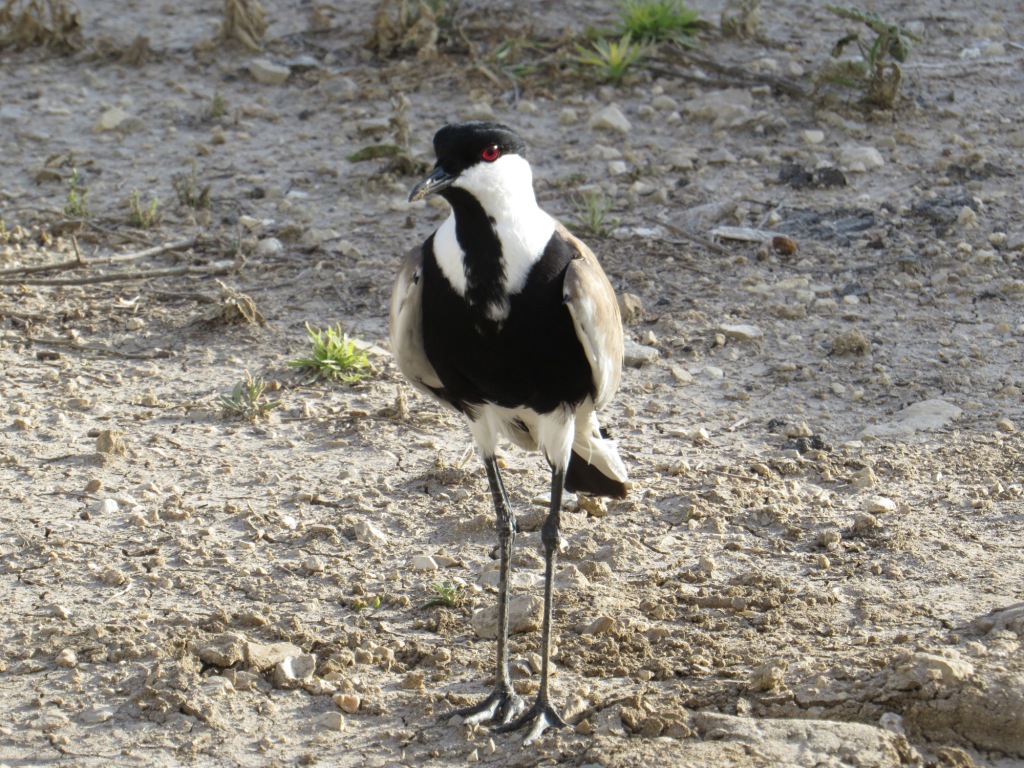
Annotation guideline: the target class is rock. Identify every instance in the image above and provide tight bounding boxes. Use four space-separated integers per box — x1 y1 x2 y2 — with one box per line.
80 705 116 725
248 58 291 85
558 107 578 125
582 616 615 635
683 89 752 127
865 399 963 437
272 654 317 688
651 94 679 111
588 105 632 134
96 429 127 457
864 496 897 514
302 556 324 573
195 632 247 667
671 366 694 385
55 648 77 668
245 641 303 672
839 146 885 172
93 107 131 133
471 595 542 639
749 659 788 692
802 129 825 145
411 555 438 571
693 712 920 767
254 237 282 257
617 293 643 323
996 417 1016 433
623 339 659 367
850 467 878 489
831 328 870 355
719 323 763 341
333 693 361 713
93 498 119 515
355 520 388 547
315 711 345 731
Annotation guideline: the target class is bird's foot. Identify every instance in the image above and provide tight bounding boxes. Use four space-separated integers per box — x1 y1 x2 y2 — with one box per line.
495 698 567 745
450 685 526 727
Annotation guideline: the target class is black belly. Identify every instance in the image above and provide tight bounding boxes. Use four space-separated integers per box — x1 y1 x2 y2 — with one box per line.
421 234 594 415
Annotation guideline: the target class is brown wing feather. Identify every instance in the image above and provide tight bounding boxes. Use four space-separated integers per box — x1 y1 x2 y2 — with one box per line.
556 222 624 410
389 245 446 399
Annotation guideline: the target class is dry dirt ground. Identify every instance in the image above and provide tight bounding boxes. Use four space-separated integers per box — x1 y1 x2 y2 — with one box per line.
2 1 1023 766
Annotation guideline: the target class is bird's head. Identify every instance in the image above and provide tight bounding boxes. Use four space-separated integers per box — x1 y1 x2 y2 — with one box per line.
409 122 534 211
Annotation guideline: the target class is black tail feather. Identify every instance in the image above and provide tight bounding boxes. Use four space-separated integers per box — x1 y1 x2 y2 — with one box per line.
564 450 627 499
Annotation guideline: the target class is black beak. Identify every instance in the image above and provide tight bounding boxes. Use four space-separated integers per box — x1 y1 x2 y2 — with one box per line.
409 165 456 202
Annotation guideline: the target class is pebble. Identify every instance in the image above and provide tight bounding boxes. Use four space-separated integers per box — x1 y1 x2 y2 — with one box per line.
719 323 763 342
558 108 578 125
333 693 361 713
996 417 1016 433
671 366 694 385
583 616 615 635
55 648 77 668
255 237 283 257
588 105 632 134
623 339 659 367
96 429 127 457
802 129 825 145
651 94 679 111
248 58 291 85
94 498 119 514
302 556 324 573
838 146 885 172
864 496 897 515
355 520 388 547
79 705 116 725
315 712 345 731
93 107 131 132
683 88 752 127
411 555 438 571
472 595 542 639
273 654 317 688
245 641 303 672
850 467 878 489
617 293 643 323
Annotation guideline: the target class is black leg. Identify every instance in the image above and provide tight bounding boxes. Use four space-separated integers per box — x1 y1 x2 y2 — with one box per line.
451 456 525 726
496 466 568 744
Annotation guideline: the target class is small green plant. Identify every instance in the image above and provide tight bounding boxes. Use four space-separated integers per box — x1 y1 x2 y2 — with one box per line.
63 168 88 217
423 581 465 609
353 595 382 611
127 189 160 228
208 91 227 120
288 324 371 384
172 161 211 209
571 190 617 238
818 5 921 109
618 0 701 44
575 33 647 84
220 372 281 420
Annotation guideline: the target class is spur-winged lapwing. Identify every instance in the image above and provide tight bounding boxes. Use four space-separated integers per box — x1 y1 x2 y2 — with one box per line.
390 121 628 743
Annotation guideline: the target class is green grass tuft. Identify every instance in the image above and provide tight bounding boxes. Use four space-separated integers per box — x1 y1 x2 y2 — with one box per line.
288 324 371 384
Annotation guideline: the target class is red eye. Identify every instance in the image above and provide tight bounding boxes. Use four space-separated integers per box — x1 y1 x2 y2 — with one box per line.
481 145 500 162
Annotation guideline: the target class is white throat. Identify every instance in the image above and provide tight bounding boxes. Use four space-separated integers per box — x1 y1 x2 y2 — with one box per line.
432 154 555 322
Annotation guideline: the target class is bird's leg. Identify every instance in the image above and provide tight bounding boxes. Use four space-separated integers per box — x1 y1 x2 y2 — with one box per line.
452 456 526 726
496 466 568 744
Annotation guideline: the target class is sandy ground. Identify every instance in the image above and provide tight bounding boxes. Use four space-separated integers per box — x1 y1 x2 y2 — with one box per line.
1 1 1023 766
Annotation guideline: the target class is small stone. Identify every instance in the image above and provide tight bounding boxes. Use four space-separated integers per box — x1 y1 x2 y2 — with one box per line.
671 366 694 385
248 58 291 85
558 108 578 126
623 339 659 367
719 323 763 341
245 641 303 672
316 711 346 731
838 146 885 172
697 555 716 574
96 429 127 457
55 649 77 668
850 467 878 489
617 293 644 323
651 94 679 111
815 554 831 570
80 705 116 725
864 496 897 515
832 329 870 355
93 107 131 132
588 105 632 134
354 520 388 547
996 417 1016 433
255 237 283 257
467 748 480 763
84 478 102 494
94 498 119 515
302 556 324 573
333 693 361 714
583 616 615 635
411 555 438 571
472 595 542 639
195 632 247 667
401 671 425 690
273 654 317 688
802 129 825 145
100 567 127 586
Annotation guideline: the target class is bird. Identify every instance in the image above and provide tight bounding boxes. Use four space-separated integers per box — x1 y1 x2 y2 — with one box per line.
389 121 628 744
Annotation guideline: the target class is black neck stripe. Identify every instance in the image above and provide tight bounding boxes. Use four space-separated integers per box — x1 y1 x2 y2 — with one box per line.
442 188 506 310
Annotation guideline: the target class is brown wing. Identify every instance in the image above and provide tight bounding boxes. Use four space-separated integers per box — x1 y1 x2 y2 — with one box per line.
389 244 447 400
557 222 624 411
